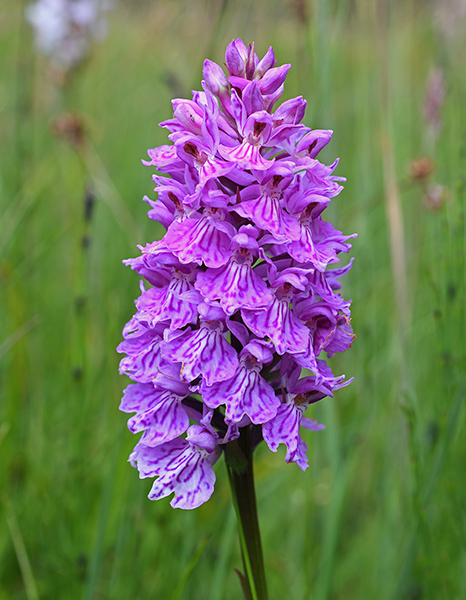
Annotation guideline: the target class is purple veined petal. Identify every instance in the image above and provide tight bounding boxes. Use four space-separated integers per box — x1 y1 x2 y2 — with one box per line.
119 315 158 341
140 240 190 274
120 382 157 413
242 296 309 355
162 323 239 386
241 298 309 354
157 116 185 135
121 384 189 447
253 159 296 188
164 212 233 268
293 299 336 323
276 353 301 389
290 370 339 398
130 430 217 509
201 363 280 424
142 145 182 170
136 272 200 330
219 139 274 171
139 400 190 447
152 176 191 208
149 425 218 509
234 190 300 243
262 400 309 471
231 223 260 248
164 450 216 509
287 222 339 271
117 322 164 383
129 437 188 478
195 258 272 315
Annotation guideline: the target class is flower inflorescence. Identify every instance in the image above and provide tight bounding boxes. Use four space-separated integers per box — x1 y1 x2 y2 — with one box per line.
118 39 355 509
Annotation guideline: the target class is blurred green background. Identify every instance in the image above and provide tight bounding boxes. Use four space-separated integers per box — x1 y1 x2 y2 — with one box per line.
1 0 465 598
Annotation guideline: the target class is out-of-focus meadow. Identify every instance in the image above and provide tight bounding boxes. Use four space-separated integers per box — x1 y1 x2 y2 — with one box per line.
1 0 465 598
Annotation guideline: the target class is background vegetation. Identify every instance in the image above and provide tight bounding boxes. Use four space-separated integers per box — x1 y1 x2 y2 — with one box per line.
1 0 465 598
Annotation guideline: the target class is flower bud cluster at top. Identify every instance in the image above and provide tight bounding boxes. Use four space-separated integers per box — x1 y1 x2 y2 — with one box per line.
25 0 113 69
118 39 356 509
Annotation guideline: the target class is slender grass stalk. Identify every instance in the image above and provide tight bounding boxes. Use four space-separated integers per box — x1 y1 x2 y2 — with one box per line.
225 430 268 600
169 535 210 600
3 494 39 600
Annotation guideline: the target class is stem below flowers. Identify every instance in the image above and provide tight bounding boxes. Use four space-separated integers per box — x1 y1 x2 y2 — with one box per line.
225 428 268 600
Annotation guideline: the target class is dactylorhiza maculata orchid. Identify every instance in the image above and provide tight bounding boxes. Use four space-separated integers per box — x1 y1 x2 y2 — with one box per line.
25 0 113 69
118 39 355 512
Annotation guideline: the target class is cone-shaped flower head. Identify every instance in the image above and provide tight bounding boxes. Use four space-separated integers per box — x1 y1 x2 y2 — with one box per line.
118 39 356 509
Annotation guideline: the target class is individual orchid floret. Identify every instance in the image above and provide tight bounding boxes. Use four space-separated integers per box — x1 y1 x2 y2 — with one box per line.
118 38 355 510
130 426 219 509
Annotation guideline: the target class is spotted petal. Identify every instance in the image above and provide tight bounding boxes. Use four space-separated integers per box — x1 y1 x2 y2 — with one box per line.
129 428 217 509
136 275 200 330
242 297 309 355
262 401 309 470
120 383 189 447
162 324 238 386
201 364 280 424
195 259 272 315
234 190 300 242
164 214 233 268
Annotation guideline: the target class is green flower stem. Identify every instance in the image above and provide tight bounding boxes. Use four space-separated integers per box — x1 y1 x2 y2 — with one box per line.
225 428 268 600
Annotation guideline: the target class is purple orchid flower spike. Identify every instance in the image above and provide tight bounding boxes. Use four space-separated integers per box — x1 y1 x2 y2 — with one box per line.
118 38 355 600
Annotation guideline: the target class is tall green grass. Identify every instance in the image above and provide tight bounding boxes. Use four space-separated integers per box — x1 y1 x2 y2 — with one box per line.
1 1 465 599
